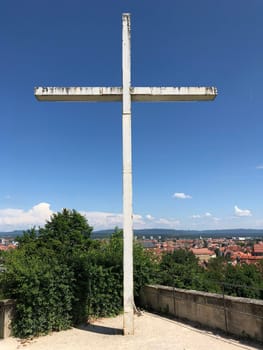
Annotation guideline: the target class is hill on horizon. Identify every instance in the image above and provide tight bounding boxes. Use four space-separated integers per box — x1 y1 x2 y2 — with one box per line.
1 228 263 240
92 228 263 239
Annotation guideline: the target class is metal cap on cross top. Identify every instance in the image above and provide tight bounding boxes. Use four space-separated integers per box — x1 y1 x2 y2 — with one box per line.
34 13 217 336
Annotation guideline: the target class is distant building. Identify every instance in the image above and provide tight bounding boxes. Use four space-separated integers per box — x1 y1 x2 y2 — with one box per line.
253 243 263 256
0 238 6 245
190 248 215 262
140 241 157 249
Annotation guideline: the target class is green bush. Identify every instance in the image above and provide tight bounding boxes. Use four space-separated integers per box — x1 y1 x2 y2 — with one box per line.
159 249 204 289
0 277 4 299
3 246 74 338
158 252 263 299
1 210 92 337
76 227 159 319
3 209 262 339
1 212 157 338
70 251 123 324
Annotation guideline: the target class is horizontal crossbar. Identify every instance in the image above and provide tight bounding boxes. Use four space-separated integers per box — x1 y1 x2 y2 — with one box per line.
34 86 217 102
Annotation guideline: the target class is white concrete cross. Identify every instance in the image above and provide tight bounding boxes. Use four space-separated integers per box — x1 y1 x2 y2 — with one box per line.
35 13 217 335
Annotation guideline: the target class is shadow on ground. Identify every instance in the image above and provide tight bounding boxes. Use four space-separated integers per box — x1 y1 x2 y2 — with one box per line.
77 323 122 335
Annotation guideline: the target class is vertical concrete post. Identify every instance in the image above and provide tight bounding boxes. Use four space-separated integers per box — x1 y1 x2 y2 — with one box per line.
122 13 134 335
0 300 15 339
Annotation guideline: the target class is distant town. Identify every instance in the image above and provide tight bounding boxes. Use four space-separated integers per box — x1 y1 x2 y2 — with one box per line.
138 235 263 266
1 229 263 266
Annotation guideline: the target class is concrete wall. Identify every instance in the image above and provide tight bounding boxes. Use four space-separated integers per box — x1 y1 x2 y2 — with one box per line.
139 285 263 342
0 300 15 338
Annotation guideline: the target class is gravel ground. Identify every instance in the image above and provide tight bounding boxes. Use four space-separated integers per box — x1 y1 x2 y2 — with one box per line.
1 312 262 350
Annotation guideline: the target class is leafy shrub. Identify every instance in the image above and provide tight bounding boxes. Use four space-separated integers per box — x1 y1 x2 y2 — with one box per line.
1 212 157 338
73 228 158 320
158 252 263 299
3 246 74 338
159 249 203 289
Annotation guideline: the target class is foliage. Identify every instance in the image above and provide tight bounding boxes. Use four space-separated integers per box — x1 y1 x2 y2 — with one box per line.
2 209 93 337
0 275 4 300
258 259 263 278
158 253 263 299
223 263 263 299
41 209 92 245
73 228 158 320
1 216 158 338
159 249 204 290
70 231 124 323
2 246 74 338
201 257 227 293
0 250 4 298
133 240 159 299
3 207 262 339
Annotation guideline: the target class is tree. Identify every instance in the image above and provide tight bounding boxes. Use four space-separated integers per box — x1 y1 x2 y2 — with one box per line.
2 209 93 337
201 256 227 293
159 249 204 290
38 209 93 257
3 245 74 337
72 227 124 322
224 263 263 298
0 250 5 299
2 215 160 337
133 239 159 299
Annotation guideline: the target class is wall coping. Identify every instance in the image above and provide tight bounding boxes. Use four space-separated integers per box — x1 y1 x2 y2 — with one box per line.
146 284 263 306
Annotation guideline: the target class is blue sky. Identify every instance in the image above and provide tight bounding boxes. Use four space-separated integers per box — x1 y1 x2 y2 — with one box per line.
0 0 263 231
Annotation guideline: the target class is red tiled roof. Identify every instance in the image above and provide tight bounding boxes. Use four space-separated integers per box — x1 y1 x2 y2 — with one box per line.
0 244 16 251
240 256 263 264
253 244 263 253
190 248 214 256
226 245 241 252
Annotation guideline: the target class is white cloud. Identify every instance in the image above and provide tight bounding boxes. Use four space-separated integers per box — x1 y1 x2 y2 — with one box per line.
213 217 220 222
256 165 263 169
0 202 257 232
82 211 180 230
0 203 182 232
0 203 53 231
234 205 252 217
173 192 192 199
156 218 180 227
191 214 201 219
83 209 181 229
191 212 213 219
81 211 123 229
81 211 146 230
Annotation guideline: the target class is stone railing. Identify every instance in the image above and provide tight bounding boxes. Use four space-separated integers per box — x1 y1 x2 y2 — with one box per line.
139 285 263 342
0 299 15 339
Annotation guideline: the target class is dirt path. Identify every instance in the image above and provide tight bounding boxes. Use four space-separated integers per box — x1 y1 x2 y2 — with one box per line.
1 312 261 350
